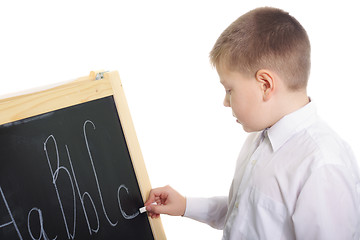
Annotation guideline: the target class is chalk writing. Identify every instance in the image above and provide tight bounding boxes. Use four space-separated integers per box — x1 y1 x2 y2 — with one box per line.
44 135 76 239
117 185 140 220
0 120 140 239
83 120 119 227
27 208 55 240
0 186 23 240
66 144 99 235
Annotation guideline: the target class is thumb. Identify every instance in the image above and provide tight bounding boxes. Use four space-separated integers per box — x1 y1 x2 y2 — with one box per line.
146 204 171 215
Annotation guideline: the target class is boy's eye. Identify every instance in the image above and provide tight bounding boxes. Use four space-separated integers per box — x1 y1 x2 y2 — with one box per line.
226 89 231 95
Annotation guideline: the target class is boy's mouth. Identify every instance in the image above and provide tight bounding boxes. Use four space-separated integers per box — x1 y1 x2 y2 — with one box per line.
232 113 240 124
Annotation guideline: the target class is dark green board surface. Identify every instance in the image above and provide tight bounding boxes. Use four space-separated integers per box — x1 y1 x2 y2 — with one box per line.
0 96 154 240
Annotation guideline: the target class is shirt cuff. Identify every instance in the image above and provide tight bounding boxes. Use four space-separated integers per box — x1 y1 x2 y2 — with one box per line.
183 196 228 230
184 197 210 219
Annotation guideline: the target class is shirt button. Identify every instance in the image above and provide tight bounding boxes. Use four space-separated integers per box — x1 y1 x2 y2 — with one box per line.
235 202 239 208
251 159 256 165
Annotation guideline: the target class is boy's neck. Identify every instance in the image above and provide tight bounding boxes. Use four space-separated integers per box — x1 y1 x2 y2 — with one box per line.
268 90 310 128
282 90 310 115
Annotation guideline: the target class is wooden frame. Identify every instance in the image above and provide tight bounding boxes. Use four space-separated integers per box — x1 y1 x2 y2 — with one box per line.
0 70 166 239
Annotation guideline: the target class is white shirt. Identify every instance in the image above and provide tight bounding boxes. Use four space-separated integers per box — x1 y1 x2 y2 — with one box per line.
184 102 360 240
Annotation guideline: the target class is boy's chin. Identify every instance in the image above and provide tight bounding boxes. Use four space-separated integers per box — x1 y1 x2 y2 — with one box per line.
240 123 252 133
241 123 261 133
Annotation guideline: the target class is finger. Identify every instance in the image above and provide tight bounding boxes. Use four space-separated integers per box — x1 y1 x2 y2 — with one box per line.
145 187 169 206
148 212 160 219
147 203 172 215
144 195 156 206
144 189 159 206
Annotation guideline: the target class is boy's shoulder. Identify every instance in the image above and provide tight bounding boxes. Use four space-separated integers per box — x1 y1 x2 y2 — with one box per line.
304 119 356 170
264 101 357 174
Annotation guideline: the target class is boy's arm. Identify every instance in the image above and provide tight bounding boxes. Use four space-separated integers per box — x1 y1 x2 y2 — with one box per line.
183 196 228 230
292 164 360 239
145 185 228 230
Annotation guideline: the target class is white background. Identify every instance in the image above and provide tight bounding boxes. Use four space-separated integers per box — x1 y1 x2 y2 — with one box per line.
1 1 359 239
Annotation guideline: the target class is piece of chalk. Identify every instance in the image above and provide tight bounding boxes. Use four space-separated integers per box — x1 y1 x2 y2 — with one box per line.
139 202 157 214
139 206 147 213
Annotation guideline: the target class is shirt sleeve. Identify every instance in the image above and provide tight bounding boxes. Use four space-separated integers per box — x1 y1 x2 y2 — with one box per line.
292 164 360 240
183 196 228 230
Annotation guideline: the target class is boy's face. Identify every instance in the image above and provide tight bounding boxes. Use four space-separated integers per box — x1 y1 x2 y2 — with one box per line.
217 66 266 132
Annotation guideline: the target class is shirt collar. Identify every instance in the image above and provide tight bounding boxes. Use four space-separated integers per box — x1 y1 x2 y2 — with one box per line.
265 100 318 152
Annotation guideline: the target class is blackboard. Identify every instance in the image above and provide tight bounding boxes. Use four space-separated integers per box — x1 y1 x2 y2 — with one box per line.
0 71 166 239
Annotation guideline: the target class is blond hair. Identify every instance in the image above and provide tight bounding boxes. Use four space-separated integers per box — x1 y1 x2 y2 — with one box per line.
210 7 311 90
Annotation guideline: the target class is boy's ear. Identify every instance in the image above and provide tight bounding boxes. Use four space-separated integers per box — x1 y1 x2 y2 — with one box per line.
255 69 275 101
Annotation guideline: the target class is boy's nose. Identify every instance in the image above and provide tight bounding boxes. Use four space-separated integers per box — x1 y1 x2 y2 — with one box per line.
223 94 230 107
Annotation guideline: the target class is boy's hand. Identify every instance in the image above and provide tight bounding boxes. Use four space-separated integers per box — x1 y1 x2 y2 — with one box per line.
144 185 186 219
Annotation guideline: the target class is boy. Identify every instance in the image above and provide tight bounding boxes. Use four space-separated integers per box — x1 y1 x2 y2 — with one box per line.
145 7 360 239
